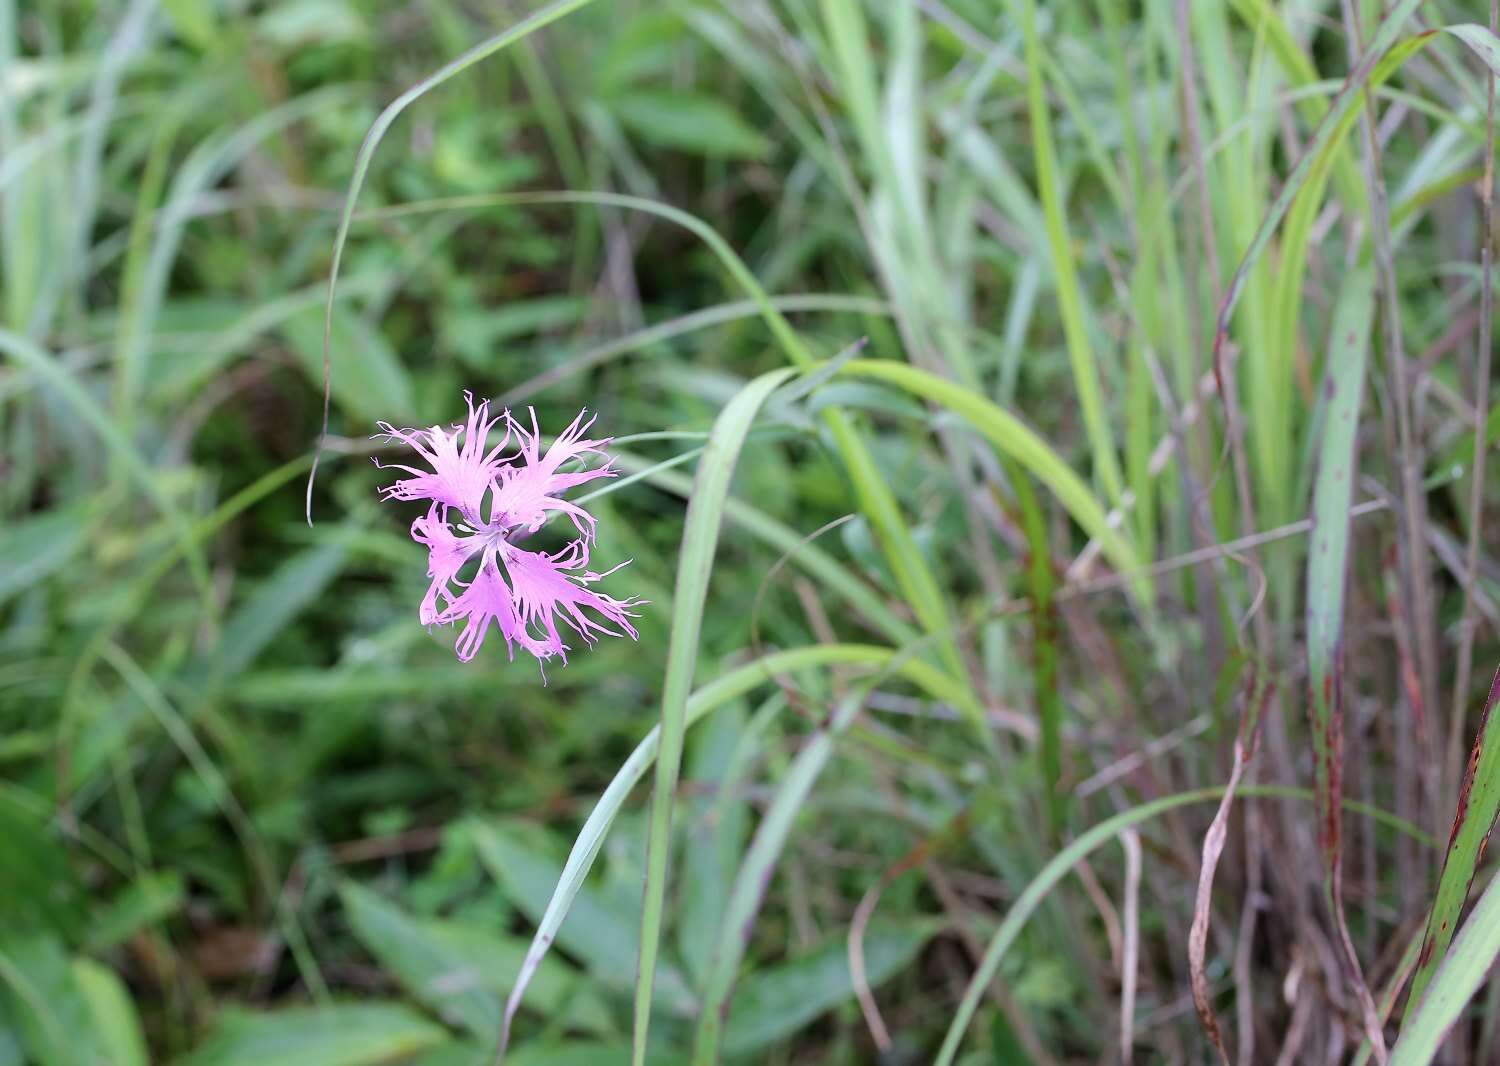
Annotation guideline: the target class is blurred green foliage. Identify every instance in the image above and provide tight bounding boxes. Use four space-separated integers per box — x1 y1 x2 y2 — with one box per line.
8 0 1500 1063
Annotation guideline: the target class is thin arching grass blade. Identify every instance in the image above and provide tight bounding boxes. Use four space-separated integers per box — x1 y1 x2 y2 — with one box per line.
307 0 601 520
630 367 796 1064
835 358 1144 599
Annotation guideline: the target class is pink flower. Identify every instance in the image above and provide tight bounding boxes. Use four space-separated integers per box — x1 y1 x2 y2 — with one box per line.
376 392 508 523
377 395 642 671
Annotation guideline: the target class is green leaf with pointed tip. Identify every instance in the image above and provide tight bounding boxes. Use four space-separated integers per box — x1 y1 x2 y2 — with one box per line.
467 822 698 1017
339 882 613 1039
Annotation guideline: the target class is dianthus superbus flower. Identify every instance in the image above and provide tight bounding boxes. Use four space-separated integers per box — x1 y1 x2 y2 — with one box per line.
376 394 641 670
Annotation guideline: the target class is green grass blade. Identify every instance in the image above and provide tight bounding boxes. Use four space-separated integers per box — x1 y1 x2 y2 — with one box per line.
1212 0 1425 359
690 684 873 1064
1392 870 1500 1064
610 458 919 650
837 358 1145 601
1017 0 1124 508
308 0 601 521
1304 260 1382 1056
1402 669 1500 1020
628 368 795 1065
497 643 962 1056
1306 261 1375 876
499 294 889 405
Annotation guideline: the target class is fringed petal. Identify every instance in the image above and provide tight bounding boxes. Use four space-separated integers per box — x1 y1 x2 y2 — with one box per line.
376 392 509 521
488 407 616 538
500 539 642 665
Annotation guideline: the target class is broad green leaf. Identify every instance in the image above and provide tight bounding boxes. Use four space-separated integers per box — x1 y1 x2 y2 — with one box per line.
210 539 350 680
467 822 697 1018
339 882 612 1039
72 960 147 1066
0 805 83 939
341 883 496 1039
283 306 414 425
723 923 935 1056
607 91 770 158
0 504 89 604
174 1004 446 1066
0 936 107 1066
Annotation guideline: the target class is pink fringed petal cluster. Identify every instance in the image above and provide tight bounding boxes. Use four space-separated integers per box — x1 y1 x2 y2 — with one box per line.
377 393 641 671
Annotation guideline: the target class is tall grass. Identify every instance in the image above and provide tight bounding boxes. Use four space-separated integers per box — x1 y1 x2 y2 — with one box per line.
7 2 1500 1063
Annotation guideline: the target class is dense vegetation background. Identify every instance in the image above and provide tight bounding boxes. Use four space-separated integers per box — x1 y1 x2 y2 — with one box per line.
9 0 1500 1062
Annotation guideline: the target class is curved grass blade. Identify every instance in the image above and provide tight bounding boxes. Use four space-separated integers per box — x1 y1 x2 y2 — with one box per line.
498 294 889 405
496 643 965 1057
1391 870 1500 1064
631 367 796 1065
307 0 601 521
608 457 919 650
836 358 1144 600
933 786 1435 1066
